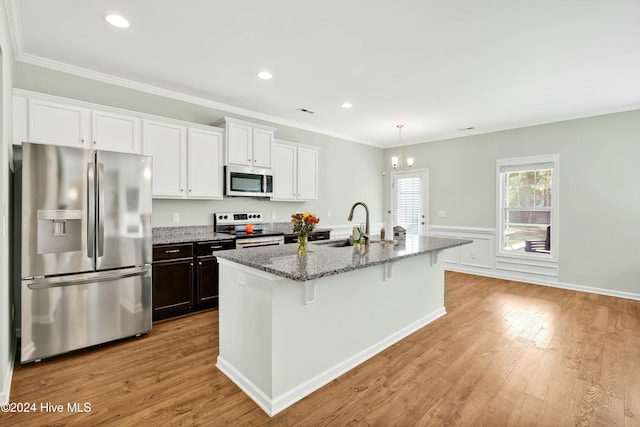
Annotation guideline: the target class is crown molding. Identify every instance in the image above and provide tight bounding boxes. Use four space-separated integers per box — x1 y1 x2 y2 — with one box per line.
4 0 23 56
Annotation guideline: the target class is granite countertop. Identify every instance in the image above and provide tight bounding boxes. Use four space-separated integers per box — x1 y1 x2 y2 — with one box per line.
152 224 334 245
152 226 234 245
214 236 472 282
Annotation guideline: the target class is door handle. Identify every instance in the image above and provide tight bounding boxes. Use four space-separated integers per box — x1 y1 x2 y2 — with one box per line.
97 162 105 258
87 162 95 259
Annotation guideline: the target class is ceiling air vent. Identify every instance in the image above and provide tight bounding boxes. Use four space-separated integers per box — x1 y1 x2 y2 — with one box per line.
298 108 315 114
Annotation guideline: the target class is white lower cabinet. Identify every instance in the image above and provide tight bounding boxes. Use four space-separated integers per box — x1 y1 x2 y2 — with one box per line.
143 119 223 199
271 141 318 201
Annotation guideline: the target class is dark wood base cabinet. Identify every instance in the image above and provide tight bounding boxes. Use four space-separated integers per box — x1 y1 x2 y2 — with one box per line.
152 239 234 321
196 256 219 306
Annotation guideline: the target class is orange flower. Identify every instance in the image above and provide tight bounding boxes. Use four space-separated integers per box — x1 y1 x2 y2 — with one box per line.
291 212 320 236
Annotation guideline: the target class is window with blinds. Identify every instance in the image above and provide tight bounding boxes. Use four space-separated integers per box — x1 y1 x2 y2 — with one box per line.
497 155 558 257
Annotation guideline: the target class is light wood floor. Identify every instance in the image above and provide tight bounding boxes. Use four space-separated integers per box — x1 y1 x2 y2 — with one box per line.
3 272 640 426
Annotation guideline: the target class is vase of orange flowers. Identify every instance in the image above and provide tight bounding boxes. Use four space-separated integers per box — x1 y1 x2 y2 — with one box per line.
291 212 320 256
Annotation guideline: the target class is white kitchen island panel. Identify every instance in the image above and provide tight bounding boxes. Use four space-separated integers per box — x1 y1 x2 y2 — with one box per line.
216 250 449 416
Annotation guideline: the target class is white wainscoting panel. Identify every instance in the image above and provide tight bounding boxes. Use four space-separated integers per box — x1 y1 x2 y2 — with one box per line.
430 226 495 270
429 225 639 301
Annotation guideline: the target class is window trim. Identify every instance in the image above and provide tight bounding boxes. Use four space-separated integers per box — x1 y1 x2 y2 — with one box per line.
496 154 559 262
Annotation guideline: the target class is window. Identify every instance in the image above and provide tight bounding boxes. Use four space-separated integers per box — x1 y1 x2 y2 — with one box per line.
393 170 428 236
497 155 558 257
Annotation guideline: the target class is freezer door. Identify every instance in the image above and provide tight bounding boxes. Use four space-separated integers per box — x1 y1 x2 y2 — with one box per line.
95 150 153 270
20 143 93 277
20 266 152 363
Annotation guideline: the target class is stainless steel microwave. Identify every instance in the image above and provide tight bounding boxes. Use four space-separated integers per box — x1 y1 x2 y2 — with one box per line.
225 165 273 197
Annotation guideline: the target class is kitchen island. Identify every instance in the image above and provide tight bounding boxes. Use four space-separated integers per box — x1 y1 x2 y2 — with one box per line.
214 236 471 416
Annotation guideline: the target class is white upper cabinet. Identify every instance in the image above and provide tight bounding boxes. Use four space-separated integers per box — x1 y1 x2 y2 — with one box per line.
187 127 223 199
143 120 187 198
91 110 142 153
252 127 273 167
16 92 142 153
272 142 297 201
226 121 252 166
212 117 276 167
271 140 319 201
27 98 91 148
12 95 28 145
143 119 224 200
296 146 319 200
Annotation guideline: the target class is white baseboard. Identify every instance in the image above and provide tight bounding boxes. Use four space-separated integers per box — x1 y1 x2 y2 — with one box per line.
446 266 640 301
217 306 446 416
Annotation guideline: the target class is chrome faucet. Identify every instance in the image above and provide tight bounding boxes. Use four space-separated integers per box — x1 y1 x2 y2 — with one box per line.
348 202 370 245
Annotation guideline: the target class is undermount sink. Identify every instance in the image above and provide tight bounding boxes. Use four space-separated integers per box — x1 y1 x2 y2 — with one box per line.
312 239 352 247
313 239 378 248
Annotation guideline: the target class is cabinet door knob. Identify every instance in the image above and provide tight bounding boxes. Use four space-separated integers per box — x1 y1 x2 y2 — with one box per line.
81 139 85 143
199 262 202 265
93 140 97 145
180 189 184 192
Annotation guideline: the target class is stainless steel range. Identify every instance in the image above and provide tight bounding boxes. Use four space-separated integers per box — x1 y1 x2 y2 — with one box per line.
214 212 284 249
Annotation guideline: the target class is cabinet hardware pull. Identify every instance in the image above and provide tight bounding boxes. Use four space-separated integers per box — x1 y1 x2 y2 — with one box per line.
199 262 202 265
165 249 180 253
81 138 85 143
210 245 223 249
93 141 97 145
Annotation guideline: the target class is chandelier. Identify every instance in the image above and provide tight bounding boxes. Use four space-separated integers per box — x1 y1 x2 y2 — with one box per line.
391 124 413 169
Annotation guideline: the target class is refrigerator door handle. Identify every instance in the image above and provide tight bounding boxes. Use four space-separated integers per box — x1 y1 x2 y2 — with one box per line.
87 161 96 259
97 162 105 258
25 266 150 290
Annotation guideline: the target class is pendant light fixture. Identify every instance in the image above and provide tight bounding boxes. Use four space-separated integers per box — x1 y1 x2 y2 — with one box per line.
392 124 414 169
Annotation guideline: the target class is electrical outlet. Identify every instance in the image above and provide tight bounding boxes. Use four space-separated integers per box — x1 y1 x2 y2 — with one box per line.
272 211 277 220
437 210 447 218
327 210 332 218
172 212 180 223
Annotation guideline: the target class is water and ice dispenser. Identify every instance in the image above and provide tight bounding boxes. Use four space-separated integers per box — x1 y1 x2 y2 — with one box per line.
36 209 82 254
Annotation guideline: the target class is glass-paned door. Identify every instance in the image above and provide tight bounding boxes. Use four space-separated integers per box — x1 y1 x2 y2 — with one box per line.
393 171 428 236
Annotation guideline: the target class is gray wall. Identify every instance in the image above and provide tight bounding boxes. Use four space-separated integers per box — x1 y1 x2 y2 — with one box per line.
0 0 15 404
384 111 640 294
14 62 385 228
11 57 640 298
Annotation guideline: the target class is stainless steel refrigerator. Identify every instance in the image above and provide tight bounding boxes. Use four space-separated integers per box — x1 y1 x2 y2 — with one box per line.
17 142 153 363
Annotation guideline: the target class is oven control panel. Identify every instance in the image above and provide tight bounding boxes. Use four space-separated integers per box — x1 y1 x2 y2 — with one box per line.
215 212 263 225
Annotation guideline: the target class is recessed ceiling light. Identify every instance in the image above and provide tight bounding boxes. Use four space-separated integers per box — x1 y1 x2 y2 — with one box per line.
257 71 273 80
341 102 353 109
105 14 130 28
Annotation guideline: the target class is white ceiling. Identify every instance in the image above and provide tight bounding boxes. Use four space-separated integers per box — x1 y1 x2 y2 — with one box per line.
6 0 640 147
